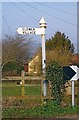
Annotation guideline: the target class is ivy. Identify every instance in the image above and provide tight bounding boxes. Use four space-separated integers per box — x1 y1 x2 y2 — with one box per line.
46 62 65 104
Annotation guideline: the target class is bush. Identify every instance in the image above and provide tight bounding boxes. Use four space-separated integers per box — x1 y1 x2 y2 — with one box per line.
46 62 65 104
2 61 24 76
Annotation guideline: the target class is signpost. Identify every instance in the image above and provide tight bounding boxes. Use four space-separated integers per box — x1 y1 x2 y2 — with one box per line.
17 27 45 35
17 17 47 97
63 65 79 107
39 17 47 98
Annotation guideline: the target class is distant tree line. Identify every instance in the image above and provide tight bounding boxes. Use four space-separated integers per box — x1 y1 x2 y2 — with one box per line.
36 31 75 75
2 34 34 76
2 31 77 76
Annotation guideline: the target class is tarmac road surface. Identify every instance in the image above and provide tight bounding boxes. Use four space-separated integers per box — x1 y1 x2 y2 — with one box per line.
1 118 78 120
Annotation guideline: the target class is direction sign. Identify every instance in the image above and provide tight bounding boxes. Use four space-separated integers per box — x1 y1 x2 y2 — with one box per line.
17 27 45 35
63 65 79 81
17 27 35 34
63 65 79 107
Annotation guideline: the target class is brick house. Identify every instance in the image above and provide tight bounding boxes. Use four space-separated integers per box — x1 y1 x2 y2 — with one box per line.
24 53 79 75
25 55 41 75
71 54 79 65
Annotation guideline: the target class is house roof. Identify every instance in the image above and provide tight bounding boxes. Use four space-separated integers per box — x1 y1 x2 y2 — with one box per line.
71 54 79 64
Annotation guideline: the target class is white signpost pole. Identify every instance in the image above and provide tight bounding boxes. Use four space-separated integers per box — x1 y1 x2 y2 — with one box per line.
17 17 47 97
70 65 79 107
72 80 74 107
39 17 46 74
39 17 47 97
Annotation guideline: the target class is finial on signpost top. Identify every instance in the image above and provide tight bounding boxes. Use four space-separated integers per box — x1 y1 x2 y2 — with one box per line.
39 17 47 28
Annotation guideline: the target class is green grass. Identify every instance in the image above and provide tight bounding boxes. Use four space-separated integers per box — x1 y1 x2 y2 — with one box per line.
2 86 21 96
2 80 41 85
2 82 79 118
25 86 41 95
2 85 41 96
2 100 79 118
2 82 17 86
0 86 2 96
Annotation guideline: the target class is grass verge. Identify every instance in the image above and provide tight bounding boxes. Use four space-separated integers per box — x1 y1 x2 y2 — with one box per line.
2 100 79 118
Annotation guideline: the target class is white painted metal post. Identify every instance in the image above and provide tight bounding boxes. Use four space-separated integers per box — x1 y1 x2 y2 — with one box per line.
39 17 47 97
17 17 47 97
72 80 74 107
41 34 46 74
70 65 79 107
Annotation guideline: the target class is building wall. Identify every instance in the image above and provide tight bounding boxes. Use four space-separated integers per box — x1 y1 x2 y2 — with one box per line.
28 56 40 75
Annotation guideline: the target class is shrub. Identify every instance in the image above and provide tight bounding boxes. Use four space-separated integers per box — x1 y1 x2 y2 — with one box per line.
2 61 24 76
46 62 65 104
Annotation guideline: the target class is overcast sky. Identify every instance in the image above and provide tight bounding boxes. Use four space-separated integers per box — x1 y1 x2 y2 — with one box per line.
2 2 77 52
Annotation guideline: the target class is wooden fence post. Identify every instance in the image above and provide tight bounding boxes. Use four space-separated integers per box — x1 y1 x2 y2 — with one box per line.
21 70 25 96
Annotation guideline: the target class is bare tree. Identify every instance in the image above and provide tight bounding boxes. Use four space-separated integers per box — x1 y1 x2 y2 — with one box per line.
2 35 32 67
